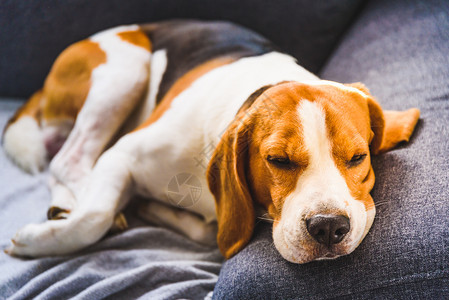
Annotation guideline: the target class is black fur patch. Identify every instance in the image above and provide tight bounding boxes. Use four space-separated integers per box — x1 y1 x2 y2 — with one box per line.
140 20 279 104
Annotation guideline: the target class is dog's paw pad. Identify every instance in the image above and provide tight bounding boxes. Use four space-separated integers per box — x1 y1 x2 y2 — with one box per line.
47 206 70 220
110 213 128 233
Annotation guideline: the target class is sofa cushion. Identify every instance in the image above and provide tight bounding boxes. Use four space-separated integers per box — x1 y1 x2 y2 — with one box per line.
0 0 364 98
213 0 449 298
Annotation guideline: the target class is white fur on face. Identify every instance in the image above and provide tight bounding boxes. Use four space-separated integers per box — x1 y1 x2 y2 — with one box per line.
272 100 372 263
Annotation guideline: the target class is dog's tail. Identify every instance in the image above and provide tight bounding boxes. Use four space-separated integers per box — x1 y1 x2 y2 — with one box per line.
2 90 48 174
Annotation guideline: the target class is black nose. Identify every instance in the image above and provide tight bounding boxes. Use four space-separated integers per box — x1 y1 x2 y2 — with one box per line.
306 215 350 247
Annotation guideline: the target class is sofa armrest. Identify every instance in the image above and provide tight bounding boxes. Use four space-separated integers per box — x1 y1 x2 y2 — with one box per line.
0 0 364 98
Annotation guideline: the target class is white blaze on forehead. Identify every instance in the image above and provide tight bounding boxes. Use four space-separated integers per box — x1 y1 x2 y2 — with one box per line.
297 100 331 168
290 100 354 210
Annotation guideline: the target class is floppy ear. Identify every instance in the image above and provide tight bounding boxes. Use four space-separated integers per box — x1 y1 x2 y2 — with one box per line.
348 83 420 155
206 113 254 259
375 108 420 154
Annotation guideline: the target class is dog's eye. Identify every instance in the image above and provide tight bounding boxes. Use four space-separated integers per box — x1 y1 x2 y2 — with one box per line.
267 155 293 169
347 153 367 167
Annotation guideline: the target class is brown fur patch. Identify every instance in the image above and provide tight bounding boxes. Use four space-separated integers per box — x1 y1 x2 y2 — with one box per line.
207 105 255 258
322 83 418 210
135 56 236 131
117 30 152 51
42 40 106 121
377 108 420 153
245 84 310 220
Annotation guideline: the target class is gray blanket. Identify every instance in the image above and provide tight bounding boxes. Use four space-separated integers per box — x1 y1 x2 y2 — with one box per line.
0 99 222 299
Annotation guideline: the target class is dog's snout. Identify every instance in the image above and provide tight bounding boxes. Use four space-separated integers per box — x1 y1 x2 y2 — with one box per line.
306 215 350 247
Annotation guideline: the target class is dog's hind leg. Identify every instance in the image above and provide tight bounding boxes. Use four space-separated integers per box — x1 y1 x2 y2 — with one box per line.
48 26 151 198
3 25 152 222
41 26 151 221
4 26 153 256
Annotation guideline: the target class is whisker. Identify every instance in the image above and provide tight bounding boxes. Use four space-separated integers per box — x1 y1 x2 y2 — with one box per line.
375 201 390 207
257 217 274 223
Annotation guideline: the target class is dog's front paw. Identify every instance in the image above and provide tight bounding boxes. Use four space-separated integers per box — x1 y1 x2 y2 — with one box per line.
5 211 115 258
5 223 43 257
4 221 69 258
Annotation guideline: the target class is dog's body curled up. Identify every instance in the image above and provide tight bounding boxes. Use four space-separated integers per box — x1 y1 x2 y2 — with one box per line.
3 20 420 263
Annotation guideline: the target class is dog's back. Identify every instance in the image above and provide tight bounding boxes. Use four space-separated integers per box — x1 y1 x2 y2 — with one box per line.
2 20 279 174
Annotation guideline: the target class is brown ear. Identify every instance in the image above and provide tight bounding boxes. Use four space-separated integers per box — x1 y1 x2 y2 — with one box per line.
207 114 254 259
365 95 386 155
376 108 420 153
348 83 420 155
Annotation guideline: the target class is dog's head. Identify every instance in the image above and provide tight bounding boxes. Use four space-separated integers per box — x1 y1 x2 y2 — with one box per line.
207 81 420 263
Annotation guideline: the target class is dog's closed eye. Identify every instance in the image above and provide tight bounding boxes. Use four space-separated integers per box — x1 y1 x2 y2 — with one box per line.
267 155 295 169
346 153 367 167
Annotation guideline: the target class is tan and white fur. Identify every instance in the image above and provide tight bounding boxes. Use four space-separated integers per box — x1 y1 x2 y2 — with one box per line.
2 20 420 263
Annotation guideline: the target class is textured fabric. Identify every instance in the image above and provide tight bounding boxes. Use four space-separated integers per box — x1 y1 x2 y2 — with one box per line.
0 100 222 299
214 0 449 298
0 0 365 97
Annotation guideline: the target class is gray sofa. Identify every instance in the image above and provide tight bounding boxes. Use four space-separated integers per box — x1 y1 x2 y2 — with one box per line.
0 0 447 299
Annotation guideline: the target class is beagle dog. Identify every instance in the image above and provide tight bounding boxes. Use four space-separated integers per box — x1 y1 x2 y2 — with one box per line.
2 20 420 263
